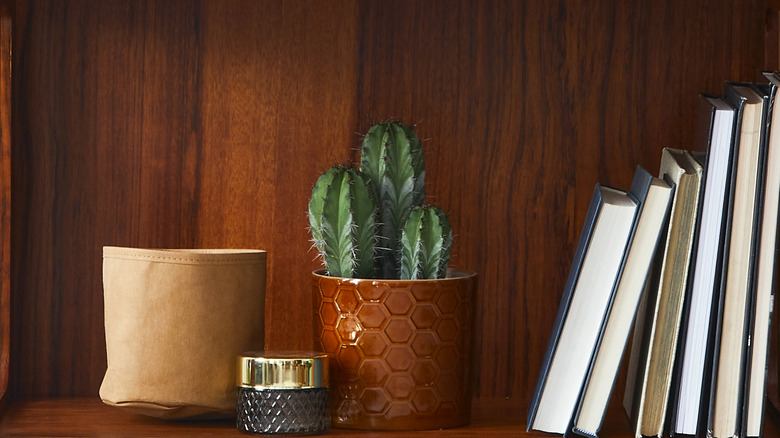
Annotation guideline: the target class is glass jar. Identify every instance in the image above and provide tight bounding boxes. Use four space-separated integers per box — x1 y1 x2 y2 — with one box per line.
236 351 330 435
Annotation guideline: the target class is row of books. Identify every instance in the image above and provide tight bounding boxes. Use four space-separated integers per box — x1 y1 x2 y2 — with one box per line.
527 72 780 438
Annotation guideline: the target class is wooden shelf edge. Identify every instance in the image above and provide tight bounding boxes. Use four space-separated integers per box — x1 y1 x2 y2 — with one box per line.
0 397 624 437
2 396 778 437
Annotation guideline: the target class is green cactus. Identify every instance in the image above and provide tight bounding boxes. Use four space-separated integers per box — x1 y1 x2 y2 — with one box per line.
308 167 377 278
308 121 453 279
399 206 453 279
360 122 426 278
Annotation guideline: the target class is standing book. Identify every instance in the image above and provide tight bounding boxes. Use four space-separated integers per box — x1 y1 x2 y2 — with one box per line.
670 95 738 437
528 184 638 435
740 73 780 438
709 83 769 438
624 148 703 438
572 166 673 438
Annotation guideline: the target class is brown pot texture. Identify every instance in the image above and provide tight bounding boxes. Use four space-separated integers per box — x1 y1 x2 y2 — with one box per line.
313 269 477 430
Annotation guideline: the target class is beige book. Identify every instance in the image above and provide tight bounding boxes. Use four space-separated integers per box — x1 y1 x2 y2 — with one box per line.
712 84 765 438
745 74 780 438
624 148 703 438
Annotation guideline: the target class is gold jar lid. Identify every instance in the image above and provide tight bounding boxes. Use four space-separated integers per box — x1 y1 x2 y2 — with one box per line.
237 351 328 390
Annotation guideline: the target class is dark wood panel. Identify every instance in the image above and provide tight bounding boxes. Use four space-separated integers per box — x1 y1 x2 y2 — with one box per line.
12 0 207 397
10 0 360 397
7 0 770 404
0 6 10 402
356 0 766 398
193 0 360 352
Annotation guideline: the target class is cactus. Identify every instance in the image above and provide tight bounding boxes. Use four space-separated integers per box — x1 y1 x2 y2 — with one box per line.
308 121 452 279
360 122 426 278
308 167 377 278
399 206 453 279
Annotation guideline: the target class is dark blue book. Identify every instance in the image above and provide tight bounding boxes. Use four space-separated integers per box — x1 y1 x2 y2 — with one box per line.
528 183 638 435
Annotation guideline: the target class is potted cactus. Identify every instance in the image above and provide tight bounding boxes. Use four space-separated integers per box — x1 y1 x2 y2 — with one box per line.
309 122 477 430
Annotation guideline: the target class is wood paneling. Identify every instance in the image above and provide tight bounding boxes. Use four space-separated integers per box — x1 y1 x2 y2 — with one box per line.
355 0 766 398
7 0 768 403
193 0 360 355
0 6 10 402
10 0 359 397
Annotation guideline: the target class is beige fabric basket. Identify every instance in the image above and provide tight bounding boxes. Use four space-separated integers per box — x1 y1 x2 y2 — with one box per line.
99 247 267 419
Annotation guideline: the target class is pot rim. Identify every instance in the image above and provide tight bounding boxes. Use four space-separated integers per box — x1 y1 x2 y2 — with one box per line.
312 269 476 283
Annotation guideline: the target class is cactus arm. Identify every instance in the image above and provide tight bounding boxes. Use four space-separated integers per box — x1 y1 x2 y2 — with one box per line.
399 206 453 279
320 169 356 277
384 123 421 230
348 169 377 278
400 207 424 279
308 167 337 255
359 121 427 279
359 123 389 198
360 123 395 277
378 123 418 277
436 208 453 278
418 208 444 279
400 122 426 206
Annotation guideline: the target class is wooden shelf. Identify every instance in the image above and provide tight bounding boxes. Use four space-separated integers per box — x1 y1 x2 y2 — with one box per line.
2 2 778 438
0 397 603 437
1 397 777 437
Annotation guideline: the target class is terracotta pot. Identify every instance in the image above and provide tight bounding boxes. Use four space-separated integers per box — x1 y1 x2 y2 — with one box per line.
312 270 477 430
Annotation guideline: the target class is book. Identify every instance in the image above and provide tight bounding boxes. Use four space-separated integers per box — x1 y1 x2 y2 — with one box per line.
528 184 638 435
709 83 769 438
572 166 673 438
670 96 738 437
741 73 780 438
624 148 703 438
624 256 661 436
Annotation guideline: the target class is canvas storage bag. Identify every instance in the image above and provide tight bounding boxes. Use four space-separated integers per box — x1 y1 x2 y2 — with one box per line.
99 247 267 419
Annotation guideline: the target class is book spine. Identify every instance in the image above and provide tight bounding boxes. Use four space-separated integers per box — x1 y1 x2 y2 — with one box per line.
739 83 773 438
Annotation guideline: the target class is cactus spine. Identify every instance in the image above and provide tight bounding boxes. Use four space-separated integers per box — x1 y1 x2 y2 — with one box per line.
308 167 377 278
360 122 426 279
400 206 453 279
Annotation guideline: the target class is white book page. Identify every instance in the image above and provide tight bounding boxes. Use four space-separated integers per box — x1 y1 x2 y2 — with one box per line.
675 108 734 434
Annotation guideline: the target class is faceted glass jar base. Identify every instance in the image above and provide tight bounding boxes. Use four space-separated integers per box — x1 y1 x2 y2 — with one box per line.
236 387 330 435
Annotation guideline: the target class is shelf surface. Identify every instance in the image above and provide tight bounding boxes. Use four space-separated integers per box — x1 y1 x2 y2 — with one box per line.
0 397 609 437
0 398 780 438
3 397 775 437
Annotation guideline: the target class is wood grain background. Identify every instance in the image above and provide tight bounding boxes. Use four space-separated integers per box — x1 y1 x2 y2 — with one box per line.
0 5 10 402
5 0 770 401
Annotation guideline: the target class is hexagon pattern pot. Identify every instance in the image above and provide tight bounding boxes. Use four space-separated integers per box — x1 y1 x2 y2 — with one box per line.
313 270 477 430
